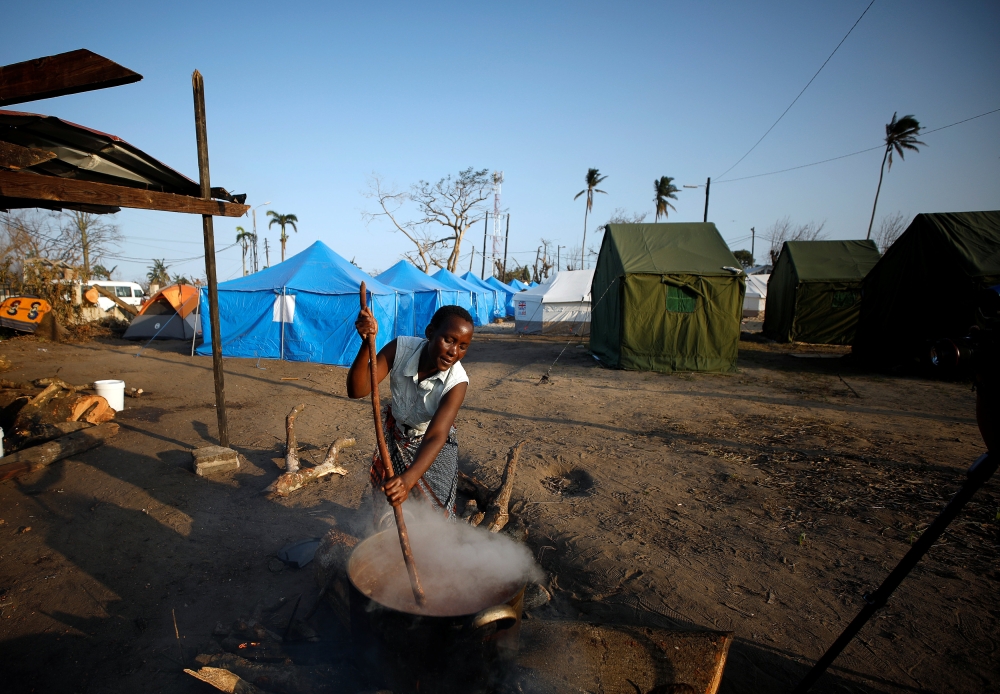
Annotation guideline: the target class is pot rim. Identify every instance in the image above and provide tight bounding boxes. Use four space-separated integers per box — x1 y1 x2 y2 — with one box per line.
347 529 525 618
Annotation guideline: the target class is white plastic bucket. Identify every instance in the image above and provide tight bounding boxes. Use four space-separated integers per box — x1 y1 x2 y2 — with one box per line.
94 379 125 412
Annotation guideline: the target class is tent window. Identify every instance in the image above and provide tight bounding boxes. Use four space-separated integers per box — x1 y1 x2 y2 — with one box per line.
665 285 697 313
832 290 858 309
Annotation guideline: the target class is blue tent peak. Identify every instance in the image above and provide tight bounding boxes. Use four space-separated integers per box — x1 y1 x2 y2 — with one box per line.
432 268 484 293
217 241 395 295
377 260 453 292
460 272 499 293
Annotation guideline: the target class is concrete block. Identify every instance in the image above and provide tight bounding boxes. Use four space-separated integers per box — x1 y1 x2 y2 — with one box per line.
192 445 239 476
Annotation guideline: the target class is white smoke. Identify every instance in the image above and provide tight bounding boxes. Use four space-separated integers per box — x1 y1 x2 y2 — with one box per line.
356 500 543 615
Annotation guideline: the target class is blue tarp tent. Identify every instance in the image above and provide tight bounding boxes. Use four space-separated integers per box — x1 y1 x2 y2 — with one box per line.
460 272 503 320
432 269 489 326
197 241 413 366
485 276 517 316
376 261 461 336
510 279 530 291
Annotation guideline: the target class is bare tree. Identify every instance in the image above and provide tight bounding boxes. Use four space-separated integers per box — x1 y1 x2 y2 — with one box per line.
363 174 445 272
873 212 910 253
532 240 554 281
603 208 648 226
59 211 122 280
412 167 491 272
766 217 827 264
363 169 490 272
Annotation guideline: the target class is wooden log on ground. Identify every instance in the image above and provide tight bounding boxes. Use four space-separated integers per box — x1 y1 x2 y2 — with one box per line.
266 437 354 497
457 470 492 510
0 422 119 482
284 404 305 474
19 421 92 448
26 383 60 407
483 440 525 532
34 377 92 391
11 392 113 444
183 667 266 694
193 653 332 694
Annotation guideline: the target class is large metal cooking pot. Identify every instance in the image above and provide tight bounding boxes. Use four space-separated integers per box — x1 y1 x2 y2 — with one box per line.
348 529 525 693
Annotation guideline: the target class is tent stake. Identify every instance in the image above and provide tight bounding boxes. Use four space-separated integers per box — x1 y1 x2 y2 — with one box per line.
192 69 228 448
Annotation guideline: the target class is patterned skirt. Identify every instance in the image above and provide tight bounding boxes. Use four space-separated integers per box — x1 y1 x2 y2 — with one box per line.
370 405 458 527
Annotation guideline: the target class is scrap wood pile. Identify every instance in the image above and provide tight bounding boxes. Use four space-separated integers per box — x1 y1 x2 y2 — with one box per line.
0 377 119 482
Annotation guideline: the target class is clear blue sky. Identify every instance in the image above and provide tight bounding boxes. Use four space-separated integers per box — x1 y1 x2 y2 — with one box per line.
5 0 999 283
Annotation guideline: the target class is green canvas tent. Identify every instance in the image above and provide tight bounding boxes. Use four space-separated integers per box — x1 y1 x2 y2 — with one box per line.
590 223 745 373
762 240 880 344
853 211 1000 365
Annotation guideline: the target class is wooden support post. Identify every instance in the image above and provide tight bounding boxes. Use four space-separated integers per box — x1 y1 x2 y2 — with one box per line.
703 176 711 223
192 70 229 449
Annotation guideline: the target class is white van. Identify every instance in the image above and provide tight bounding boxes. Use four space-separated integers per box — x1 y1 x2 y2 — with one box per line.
88 281 146 311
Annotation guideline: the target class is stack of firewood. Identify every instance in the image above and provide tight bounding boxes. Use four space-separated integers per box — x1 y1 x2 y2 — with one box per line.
0 377 119 482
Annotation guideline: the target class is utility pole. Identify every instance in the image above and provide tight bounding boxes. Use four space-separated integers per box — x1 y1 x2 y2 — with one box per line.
264 238 270 268
750 227 756 264
469 247 475 273
703 177 711 223
192 69 228 449
557 245 565 271
481 213 488 278
502 213 510 282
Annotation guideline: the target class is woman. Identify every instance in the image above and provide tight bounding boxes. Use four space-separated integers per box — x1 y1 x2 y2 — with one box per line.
347 305 474 527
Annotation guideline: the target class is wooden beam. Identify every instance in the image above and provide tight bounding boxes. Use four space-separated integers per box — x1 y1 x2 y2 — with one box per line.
0 422 119 483
0 170 249 217
0 141 57 170
92 284 139 316
193 69 230 449
0 49 142 106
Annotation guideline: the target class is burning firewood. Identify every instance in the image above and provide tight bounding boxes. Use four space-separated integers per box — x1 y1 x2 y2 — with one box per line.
265 404 355 496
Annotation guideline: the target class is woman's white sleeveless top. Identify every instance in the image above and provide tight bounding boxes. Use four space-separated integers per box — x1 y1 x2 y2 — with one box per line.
389 336 469 437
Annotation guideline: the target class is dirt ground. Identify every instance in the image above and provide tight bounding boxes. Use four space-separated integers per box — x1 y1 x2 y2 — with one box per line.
0 324 997 694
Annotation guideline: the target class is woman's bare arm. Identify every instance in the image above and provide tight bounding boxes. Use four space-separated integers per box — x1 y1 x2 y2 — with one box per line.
383 381 467 505
346 308 397 399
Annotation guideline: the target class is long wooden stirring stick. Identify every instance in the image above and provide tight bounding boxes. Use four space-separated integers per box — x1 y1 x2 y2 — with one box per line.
359 282 426 607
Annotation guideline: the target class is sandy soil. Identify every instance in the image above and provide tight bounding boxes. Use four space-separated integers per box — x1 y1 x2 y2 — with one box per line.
0 325 997 693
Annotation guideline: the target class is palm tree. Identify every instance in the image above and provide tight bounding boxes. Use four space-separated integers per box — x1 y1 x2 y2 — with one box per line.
867 112 925 239
573 168 607 270
267 211 299 262
235 226 255 276
653 176 680 221
147 258 170 288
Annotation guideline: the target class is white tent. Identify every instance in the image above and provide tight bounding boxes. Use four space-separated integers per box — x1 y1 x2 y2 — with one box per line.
514 270 594 335
743 273 769 317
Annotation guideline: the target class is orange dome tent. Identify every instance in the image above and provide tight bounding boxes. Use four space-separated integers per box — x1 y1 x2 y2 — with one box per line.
123 284 201 340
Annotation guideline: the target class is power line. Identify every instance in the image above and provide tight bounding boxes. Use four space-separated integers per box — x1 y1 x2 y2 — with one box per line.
715 106 1000 184
715 0 877 180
